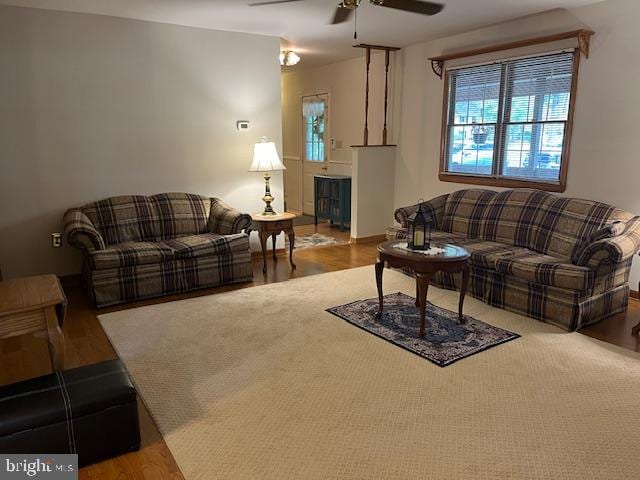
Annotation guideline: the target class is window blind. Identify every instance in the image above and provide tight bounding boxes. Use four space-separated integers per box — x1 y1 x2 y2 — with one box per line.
443 51 575 185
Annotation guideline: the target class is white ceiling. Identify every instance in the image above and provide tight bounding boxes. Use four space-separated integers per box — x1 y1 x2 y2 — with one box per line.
1 0 600 67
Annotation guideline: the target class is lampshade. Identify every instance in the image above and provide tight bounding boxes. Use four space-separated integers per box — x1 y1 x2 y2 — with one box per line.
249 137 286 172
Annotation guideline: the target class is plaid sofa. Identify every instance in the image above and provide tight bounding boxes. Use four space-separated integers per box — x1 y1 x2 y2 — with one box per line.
388 189 640 331
64 193 253 307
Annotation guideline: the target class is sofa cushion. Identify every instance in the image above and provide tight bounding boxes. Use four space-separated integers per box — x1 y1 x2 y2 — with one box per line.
162 233 249 259
89 242 174 270
429 230 467 245
434 188 640 262
474 188 633 261
81 193 213 245
441 189 497 238
398 229 529 270
454 240 530 269
150 193 211 240
529 197 625 262
83 195 158 246
495 253 594 291
480 189 553 250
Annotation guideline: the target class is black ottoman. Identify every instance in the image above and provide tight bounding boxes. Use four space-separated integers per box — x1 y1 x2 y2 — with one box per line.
0 359 140 466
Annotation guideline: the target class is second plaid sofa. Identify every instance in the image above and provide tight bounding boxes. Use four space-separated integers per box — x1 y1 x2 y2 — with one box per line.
388 189 640 331
64 193 253 307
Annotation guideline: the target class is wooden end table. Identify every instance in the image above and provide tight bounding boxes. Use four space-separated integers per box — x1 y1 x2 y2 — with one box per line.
0 274 67 370
375 240 470 338
251 212 297 274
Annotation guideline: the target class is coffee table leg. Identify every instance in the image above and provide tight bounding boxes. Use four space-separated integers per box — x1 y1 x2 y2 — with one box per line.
416 274 431 338
375 260 384 318
458 264 470 325
415 278 419 307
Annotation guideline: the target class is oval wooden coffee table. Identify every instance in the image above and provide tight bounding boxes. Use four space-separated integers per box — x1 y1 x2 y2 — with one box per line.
375 240 470 338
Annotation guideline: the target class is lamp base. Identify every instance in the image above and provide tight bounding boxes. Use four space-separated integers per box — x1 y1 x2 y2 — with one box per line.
261 172 278 216
260 204 277 216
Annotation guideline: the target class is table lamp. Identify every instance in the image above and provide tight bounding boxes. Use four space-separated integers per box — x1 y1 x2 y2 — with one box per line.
249 137 286 215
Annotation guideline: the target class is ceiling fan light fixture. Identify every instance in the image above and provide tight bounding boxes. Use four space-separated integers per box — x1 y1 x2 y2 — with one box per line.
280 50 301 66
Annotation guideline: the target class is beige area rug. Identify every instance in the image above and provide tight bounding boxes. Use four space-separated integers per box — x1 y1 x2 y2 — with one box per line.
98 266 640 480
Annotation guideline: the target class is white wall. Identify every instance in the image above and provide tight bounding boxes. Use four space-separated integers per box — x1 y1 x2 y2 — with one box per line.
280 52 399 196
392 0 640 285
0 5 283 279
351 146 396 239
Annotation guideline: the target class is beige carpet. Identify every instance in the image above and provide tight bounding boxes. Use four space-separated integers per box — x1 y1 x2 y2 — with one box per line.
98 266 640 480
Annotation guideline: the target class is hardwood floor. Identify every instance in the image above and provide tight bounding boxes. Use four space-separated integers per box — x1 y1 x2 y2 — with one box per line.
1 221 638 479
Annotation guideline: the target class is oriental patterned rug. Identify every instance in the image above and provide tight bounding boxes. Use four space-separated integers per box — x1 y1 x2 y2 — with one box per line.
289 232 342 250
327 292 520 367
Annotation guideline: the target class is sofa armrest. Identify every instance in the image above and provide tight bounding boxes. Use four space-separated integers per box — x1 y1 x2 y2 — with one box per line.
576 216 640 268
394 194 449 229
63 209 106 251
208 198 252 235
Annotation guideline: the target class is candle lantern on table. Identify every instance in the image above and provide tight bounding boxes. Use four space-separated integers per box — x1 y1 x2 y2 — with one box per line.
407 201 433 251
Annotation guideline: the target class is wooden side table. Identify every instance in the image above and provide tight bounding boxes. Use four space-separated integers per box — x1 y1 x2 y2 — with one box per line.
251 212 297 274
0 275 67 371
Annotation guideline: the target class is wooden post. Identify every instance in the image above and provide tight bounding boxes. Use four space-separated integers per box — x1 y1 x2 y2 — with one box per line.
383 48 390 146
354 44 400 147
363 46 371 146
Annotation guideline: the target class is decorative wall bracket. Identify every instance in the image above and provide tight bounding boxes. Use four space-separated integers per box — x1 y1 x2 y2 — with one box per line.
430 59 444 79
577 30 592 58
428 29 594 79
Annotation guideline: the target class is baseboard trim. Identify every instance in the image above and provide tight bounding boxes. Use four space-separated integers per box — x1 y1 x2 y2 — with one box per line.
631 290 638 300
350 234 387 244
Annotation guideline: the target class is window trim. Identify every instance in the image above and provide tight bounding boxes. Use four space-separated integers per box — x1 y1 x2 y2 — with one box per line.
438 49 581 193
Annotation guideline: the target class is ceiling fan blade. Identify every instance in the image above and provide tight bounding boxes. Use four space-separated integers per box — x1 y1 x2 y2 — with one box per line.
376 0 444 16
330 6 354 24
248 0 304 6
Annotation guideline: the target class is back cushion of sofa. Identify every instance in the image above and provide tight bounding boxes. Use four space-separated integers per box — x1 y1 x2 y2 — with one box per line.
480 189 554 250
83 195 157 246
441 189 497 237
530 198 623 261
150 193 211 240
441 188 631 261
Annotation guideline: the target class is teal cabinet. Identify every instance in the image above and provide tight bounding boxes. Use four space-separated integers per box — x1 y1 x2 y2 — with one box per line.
314 174 351 232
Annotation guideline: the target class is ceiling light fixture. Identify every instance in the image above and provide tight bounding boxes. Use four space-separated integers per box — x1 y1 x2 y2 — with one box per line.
280 50 301 66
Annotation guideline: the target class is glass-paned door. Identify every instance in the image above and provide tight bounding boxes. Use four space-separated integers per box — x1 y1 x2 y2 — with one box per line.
302 93 329 215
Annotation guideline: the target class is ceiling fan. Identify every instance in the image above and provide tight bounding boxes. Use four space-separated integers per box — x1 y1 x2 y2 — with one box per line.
248 0 445 25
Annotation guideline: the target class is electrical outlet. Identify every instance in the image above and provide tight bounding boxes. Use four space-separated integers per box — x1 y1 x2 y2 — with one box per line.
52 233 62 248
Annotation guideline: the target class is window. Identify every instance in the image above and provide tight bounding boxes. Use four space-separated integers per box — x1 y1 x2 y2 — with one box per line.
440 51 578 191
303 97 326 162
